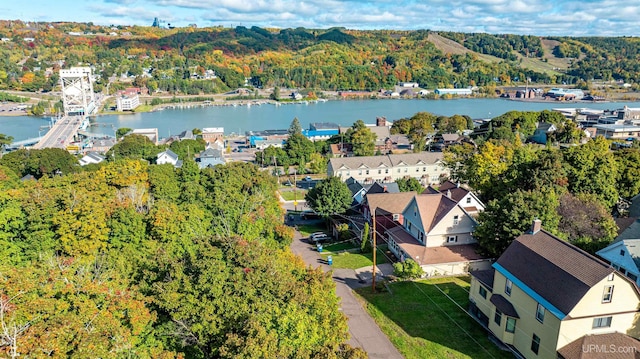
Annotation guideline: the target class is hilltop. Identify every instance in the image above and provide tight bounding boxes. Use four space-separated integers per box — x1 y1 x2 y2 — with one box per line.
0 20 639 97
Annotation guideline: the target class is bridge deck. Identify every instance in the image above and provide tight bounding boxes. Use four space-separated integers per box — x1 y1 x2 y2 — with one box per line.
33 116 82 149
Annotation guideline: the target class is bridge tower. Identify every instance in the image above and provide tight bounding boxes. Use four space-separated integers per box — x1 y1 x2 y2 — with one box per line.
59 67 96 116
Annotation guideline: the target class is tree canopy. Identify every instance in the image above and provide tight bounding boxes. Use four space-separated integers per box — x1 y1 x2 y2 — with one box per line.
305 176 352 216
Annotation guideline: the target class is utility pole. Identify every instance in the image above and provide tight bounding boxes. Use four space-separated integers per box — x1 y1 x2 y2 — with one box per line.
293 168 298 211
372 210 377 293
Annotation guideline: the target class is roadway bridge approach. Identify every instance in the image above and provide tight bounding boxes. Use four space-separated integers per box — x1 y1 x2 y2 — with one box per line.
32 116 84 149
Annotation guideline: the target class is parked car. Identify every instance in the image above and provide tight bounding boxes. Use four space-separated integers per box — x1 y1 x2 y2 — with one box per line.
310 232 330 243
303 176 312 181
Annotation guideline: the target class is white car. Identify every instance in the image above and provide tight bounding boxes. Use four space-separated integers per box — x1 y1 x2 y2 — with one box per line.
310 232 330 242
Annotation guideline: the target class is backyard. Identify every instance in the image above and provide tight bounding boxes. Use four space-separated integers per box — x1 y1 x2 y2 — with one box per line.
320 243 390 269
356 276 512 359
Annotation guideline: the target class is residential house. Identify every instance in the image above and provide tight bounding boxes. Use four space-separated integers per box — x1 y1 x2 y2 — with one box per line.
201 127 224 144
197 147 225 169
596 239 640 285
157 149 182 167
329 143 354 158
131 128 159 145
363 191 417 225
469 221 640 359
557 332 640 359
387 134 412 151
328 152 449 186
383 193 490 275
424 180 485 216
529 122 557 144
347 177 399 205
87 137 116 153
79 152 106 166
254 139 284 150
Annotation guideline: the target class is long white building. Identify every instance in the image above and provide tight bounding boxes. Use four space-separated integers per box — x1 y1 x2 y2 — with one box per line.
327 152 449 186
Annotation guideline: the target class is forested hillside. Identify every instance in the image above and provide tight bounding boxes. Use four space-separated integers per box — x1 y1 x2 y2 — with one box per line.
0 159 363 358
1 20 640 95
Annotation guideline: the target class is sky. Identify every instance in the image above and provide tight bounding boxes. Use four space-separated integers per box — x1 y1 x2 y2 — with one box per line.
2 0 639 37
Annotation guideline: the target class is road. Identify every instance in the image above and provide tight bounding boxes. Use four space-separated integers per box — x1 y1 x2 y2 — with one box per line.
33 116 82 149
289 225 404 359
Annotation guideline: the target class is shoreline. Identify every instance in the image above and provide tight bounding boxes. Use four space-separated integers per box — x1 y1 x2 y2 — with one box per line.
3 95 640 118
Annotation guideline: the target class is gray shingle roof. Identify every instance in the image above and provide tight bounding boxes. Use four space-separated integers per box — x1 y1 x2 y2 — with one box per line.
497 230 614 316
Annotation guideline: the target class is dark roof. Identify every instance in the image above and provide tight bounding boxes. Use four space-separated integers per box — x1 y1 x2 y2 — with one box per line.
496 230 614 316
366 182 399 194
200 147 222 158
490 294 519 318
422 186 440 195
347 178 365 196
432 180 472 203
558 332 640 359
471 268 495 291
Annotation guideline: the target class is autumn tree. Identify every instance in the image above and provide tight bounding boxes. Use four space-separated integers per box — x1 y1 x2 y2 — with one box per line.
556 193 617 253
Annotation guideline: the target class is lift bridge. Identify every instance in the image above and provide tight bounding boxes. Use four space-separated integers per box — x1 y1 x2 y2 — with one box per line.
31 67 100 149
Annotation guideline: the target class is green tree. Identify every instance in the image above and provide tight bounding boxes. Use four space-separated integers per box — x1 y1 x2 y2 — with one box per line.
116 127 132 138
0 133 13 147
169 138 206 160
107 134 160 161
288 117 302 136
396 177 424 193
475 189 561 257
361 222 370 253
285 133 315 166
556 193 617 253
305 176 352 217
563 136 618 208
308 152 328 174
615 148 640 199
349 120 376 156
392 259 424 279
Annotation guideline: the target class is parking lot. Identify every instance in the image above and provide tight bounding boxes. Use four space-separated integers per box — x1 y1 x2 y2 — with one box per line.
0 102 29 115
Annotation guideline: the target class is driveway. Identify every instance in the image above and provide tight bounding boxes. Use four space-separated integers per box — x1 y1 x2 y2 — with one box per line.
290 230 404 359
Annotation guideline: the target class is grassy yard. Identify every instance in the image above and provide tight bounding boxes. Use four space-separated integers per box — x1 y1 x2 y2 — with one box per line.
321 245 389 269
356 276 512 359
280 189 307 201
322 241 358 253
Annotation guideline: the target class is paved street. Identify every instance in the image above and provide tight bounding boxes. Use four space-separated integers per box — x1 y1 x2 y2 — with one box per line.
289 229 404 359
33 116 82 149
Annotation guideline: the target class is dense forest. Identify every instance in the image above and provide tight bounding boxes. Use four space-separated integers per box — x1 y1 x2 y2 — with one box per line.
0 157 364 358
2 20 640 96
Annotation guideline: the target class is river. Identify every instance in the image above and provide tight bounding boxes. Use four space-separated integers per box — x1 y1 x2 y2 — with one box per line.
2 98 640 142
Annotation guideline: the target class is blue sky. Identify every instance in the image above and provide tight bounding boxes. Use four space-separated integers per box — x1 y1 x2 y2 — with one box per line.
2 0 638 36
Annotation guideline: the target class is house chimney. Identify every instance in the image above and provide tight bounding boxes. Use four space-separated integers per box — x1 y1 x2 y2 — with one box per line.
531 219 542 234
383 185 388 193
446 189 452 198
456 181 460 188
377 116 387 127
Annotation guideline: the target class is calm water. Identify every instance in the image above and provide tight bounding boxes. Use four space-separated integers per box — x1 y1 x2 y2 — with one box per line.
2 98 639 142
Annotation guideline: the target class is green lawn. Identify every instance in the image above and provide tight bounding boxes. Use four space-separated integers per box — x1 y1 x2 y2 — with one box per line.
355 276 512 359
280 190 307 201
323 241 358 253
321 246 389 269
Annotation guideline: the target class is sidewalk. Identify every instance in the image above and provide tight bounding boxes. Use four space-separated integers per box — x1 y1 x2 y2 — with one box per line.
290 231 404 359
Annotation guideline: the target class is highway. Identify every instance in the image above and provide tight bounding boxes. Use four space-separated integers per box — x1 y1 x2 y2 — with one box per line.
33 116 82 149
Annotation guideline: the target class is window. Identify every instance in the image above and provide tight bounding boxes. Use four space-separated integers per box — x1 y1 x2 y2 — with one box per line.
404 168 408 173
603 285 614 303
479 286 487 299
366 170 369 175
608 273 615 281
593 316 612 328
494 309 502 326
419 232 424 242
506 318 516 333
359 170 362 175
397 169 400 173
536 303 545 323
423 167 426 172
531 334 540 355
628 273 638 282
453 215 459 225
466 197 472 204
385 169 389 174
447 236 457 243
505 279 512 296
378 169 381 174
620 249 626 256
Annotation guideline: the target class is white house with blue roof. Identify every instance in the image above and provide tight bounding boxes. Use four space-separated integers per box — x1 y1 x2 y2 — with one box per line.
597 239 640 285
469 220 640 359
